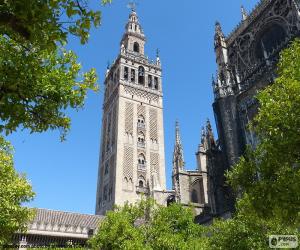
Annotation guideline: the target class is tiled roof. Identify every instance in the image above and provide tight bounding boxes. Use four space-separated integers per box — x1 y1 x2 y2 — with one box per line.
32 208 103 229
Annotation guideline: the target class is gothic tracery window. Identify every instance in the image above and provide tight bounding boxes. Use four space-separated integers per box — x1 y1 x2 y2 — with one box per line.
191 189 198 203
255 23 287 60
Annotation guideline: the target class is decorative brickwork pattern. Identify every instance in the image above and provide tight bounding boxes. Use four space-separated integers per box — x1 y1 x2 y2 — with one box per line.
137 104 146 117
123 146 133 180
125 102 134 134
150 152 160 183
149 108 158 140
101 115 107 159
111 105 117 148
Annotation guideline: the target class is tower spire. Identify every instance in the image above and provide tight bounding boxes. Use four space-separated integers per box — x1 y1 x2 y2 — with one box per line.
120 8 146 55
173 120 185 172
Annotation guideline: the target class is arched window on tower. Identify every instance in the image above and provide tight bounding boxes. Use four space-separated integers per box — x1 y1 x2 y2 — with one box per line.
137 132 145 148
124 66 129 80
139 180 144 187
154 77 159 90
137 115 145 129
138 176 145 188
148 75 153 88
138 66 145 85
131 69 135 83
133 42 140 53
138 154 146 170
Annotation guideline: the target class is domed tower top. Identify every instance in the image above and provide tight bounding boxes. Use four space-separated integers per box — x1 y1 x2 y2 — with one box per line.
121 9 146 55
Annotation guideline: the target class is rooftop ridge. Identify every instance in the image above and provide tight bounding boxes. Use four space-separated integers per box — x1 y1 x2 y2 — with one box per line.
32 207 103 218
226 0 273 45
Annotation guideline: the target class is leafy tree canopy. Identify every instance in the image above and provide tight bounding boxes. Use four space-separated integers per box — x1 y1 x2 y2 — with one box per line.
89 200 208 250
0 0 111 139
0 136 35 244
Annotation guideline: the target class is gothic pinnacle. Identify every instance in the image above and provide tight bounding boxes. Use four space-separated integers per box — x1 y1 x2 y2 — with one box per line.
241 5 248 21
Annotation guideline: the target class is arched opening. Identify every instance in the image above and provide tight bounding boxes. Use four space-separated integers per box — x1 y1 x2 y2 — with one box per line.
137 132 145 148
255 23 287 60
191 178 205 204
137 115 145 126
138 132 145 143
154 77 159 90
133 42 140 53
138 66 145 85
139 180 144 187
191 189 198 203
130 69 135 83
148 75 153 88
138 154 146 170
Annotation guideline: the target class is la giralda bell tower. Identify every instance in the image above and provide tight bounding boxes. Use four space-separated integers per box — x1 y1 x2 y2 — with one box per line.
96 9 167 215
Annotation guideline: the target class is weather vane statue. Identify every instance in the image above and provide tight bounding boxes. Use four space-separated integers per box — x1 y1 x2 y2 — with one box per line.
127 1 138 12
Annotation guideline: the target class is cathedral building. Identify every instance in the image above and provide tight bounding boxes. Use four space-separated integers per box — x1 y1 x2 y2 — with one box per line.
211 0 300 213
169 0 300 218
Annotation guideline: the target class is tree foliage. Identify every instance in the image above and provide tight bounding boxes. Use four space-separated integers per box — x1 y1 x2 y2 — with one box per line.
89 200 208 250
0 136 35 244
0 0 111 139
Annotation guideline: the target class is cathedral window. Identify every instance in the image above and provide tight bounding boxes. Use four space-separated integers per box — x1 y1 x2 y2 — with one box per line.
191 179 205 204
148 75 153 88
191 189 198 203
133 42 140 53
131 69 135 83
124 66 129 80
137 115 145 129
138 154 146 170
154 77 159 90
255 23 286 60
138 66 145 85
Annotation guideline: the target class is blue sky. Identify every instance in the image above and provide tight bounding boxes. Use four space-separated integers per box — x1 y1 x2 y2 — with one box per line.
8 0 259 214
